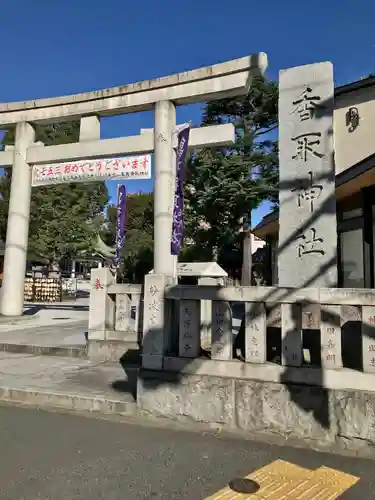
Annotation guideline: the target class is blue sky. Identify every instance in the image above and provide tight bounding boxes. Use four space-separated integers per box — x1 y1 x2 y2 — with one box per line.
1 0 374 226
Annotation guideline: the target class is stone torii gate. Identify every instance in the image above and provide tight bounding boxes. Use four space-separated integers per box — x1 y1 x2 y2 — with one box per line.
0 53 267 317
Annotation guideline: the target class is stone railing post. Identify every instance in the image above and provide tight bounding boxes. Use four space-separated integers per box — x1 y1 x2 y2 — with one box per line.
361 305 375 373
321 305 342 369
132 292 143 335
198 276 224 347
211 301 232 360
142 274 169 369
88 267 116 340
115 293 132 332
179 299 201 357
245 302 267 363
281 303 303 366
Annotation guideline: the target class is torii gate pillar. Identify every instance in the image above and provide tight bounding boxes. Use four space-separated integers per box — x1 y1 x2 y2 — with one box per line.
1 122 35 316
154 100 177 277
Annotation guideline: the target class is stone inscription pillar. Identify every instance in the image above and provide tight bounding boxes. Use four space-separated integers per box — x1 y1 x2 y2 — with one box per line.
142 273 169 370
278 62 337 367
1 122 35 316
278 62 337 288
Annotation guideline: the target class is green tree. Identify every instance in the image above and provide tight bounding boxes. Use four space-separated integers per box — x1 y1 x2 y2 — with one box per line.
102 192 154 281
0 123 109 263
184 75 278 263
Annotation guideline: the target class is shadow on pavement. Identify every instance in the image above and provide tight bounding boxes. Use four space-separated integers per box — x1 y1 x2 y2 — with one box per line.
111 350 141 401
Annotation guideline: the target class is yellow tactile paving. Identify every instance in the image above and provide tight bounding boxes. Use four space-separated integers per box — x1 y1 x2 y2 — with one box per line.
205 459 359 500
314 465 360 487
251 460 310 478
293 467 360 500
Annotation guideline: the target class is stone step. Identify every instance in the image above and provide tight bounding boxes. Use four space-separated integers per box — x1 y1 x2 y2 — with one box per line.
0 351 139 417
0 342 87 358
87 339 141 363
0 386 138 417
0 339 142 364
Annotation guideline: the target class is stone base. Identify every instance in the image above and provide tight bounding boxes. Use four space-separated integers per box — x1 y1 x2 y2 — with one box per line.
0 313 39 324
87 339 140 363
137 369 375 456
87 328 139 342
0 343 86 358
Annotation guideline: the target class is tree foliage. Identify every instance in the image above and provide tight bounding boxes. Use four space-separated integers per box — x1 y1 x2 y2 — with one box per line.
0 123 109 263
184 75 278 261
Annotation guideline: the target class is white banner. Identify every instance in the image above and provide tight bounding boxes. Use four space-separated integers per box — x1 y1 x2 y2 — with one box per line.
31 154 151 187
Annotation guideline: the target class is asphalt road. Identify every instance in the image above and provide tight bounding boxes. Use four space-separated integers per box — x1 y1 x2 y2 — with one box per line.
0 404 373 499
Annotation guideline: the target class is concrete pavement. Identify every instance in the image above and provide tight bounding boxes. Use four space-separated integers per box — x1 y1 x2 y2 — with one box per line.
0 320 88 358
0 296 140 414
0 321 87 347
0 403 372 499
0 298 88 330
0 351 137 415
0 297 89 356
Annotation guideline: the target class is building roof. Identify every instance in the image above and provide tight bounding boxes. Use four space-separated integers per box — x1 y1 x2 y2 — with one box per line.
253 210 278 232
335 75 375 98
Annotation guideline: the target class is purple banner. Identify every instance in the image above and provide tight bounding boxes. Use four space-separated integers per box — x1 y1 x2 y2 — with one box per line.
171 124 190 256
114 184 127 267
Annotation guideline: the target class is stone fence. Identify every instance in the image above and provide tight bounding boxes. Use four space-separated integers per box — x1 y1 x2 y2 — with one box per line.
138 276 375 453
165 284 375 371
90 268 375 382
88 269 375 452
88 268 143 361
141 274 375 390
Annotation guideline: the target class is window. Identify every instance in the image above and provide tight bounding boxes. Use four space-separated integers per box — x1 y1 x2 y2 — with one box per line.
338 192 365 288
339 228 364 288
341 207 363 220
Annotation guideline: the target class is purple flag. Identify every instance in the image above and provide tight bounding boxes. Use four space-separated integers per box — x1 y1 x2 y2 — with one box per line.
171 124 190 256
114 184 127 267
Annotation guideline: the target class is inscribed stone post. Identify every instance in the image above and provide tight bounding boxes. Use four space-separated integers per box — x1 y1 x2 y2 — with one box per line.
321 305 342 369
211 301 232 360
245 302 266 363
88 267 116 340
178 300 200 358
278 62 337 288
142 274 168 369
